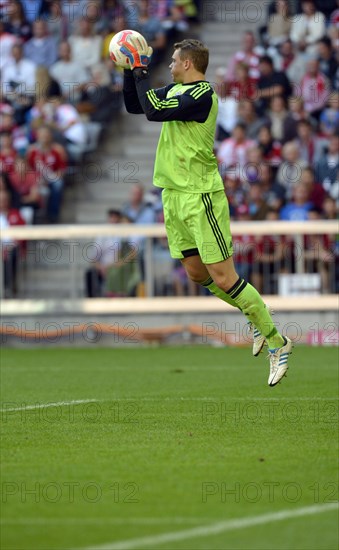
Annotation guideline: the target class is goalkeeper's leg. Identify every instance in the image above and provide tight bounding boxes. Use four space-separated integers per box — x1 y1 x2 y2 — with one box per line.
182 255 284 350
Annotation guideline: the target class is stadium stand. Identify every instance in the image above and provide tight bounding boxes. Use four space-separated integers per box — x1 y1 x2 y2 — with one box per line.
0 0 338 302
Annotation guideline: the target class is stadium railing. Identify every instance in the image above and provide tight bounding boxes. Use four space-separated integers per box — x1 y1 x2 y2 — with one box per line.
0 221 337 309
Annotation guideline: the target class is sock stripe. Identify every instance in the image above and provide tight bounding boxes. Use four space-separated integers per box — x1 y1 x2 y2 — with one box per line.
204 193 229 258
201 193 228 260
228 278 244 297
225 277 241 296
230 279 247 298
201 277 213 287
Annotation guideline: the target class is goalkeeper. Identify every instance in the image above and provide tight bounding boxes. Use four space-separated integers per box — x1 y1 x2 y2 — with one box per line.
120 37 293 386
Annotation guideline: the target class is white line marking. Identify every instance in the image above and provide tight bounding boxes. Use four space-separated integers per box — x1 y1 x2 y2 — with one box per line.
81 503 339 550
0 399 99 413
1 397 337 413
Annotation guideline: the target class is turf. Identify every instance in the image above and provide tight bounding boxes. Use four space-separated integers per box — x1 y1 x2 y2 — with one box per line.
1 346 338 550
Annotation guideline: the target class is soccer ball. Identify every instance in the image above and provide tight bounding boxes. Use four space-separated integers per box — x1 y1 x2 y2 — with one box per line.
109 30 148 69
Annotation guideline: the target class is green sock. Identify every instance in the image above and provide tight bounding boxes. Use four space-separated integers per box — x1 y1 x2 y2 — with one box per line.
201 277 241 311
224 278 284 349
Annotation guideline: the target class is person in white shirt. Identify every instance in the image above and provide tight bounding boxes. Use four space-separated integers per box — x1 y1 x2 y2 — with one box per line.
52 96 87 146
1 43 36 99
49 41 90 103
0 20 18 71
69 17 102 71
290 0 326 54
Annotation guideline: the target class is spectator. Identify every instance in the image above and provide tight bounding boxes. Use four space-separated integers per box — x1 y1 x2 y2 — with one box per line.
282 96 314 143
62 0 90 36
26 125 67 222
280 181 314 220
243 145 264 184
322 196 337 219
237 99 268 141
227 30 261 82
257 162 286 210
267 95 288 141
0 109 29 152
121 183 156 225
105 214 142 297
49 41 89 104
314 134 339 201
69 17 103 71
44 0 68 45
247 182 270 220
52 95 87 149
276 140 308 198
317 36 337 88
214 67 238 142
319 92 339 137
8 156 43 220
267 0 292 48
0 188 25 296
20 0 49 24
85 208 123 297
0 169 20 208
223 169 248 216
23 19 58 68
228 62 257 102
256 55 292 114
0 132 17 174
272 39 296 72
82 59 123 124
0 20 19 71
217 123 255 175
295 118 323 165
300 165 327 210
1 43 36 103
300 57 331 119
290 0 326 54
3 0 31 42
256 125 282 168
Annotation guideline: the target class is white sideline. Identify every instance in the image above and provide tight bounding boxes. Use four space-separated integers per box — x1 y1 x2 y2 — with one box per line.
82 503 338 550
0 399 99 413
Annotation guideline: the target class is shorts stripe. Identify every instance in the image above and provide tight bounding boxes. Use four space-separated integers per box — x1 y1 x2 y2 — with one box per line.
201 193 228 260
205 193 229 258
202 193 229 259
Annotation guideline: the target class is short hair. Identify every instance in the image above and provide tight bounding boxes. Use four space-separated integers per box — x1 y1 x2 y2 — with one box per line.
107 209 121 217
259 55 273 66
174 39 209 74
318 36 332 49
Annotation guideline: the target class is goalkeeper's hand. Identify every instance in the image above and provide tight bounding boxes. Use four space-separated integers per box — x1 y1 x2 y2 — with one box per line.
120 39 153 69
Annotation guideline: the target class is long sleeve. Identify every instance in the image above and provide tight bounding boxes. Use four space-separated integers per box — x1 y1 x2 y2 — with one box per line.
123 69 144 114
132 68 213 123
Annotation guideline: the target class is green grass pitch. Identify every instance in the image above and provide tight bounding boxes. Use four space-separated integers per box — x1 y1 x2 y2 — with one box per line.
1 346 338 550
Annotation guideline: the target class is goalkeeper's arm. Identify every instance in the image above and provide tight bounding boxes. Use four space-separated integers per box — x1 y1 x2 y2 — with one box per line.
123 69 144 114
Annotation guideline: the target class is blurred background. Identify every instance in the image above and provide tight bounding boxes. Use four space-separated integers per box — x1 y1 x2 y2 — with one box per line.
0 0 338 346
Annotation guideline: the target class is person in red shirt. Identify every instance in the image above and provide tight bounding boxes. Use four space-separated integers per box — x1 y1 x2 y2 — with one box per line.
227 62 257 102
0 133 17 174
9 157 43 220
26 125 68 222
0 189 25 296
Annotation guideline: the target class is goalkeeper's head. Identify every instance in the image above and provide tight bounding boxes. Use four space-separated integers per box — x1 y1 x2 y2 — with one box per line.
171 39 209 83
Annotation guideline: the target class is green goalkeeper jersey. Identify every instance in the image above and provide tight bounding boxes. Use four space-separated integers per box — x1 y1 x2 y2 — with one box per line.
123 72 224 194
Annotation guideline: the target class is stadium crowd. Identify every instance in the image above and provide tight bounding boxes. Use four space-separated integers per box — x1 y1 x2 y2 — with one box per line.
0 0 337 297
0 0 199 295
